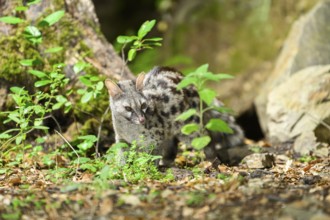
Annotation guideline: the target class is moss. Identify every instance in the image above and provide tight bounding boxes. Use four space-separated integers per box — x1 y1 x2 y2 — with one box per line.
0 26 43 83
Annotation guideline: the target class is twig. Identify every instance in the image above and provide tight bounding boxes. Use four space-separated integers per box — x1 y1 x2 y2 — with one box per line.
95 106 110 158
44 114 62 134
120 43 129 77
54 130 80 177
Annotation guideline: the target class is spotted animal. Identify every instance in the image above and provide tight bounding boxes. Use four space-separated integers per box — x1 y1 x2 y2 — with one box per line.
105 67 244 167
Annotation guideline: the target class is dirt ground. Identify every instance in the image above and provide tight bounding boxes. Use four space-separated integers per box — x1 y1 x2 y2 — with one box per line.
0 144 329 220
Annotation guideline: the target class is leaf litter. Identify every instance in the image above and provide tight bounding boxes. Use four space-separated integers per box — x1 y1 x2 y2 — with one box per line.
0 141 329 220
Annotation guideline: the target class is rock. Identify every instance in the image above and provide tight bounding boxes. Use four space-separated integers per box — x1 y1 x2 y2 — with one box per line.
242 153 275 169
293 131 318 156
255 0 330 133
266 65 330 155
314 144 329 158
217 145 252 166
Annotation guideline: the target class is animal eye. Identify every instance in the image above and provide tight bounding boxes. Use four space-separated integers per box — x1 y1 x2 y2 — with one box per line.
125 106 132 112
141 103 147 110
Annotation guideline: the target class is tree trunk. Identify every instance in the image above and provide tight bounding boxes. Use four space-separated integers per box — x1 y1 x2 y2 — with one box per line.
1 0 133 81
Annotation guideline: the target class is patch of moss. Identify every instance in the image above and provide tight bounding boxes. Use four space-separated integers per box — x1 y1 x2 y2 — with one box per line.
0 26 43 83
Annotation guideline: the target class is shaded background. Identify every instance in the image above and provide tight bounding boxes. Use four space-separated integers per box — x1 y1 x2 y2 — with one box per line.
92 0 318 73
91 0 320 140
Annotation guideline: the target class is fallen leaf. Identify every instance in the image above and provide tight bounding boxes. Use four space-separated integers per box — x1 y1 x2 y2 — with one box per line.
99 197 113 216
8 176 21 186
119 194 141 206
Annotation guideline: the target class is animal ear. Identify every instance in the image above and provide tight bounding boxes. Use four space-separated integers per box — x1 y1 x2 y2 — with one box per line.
136 72 145 91
104 79 123 98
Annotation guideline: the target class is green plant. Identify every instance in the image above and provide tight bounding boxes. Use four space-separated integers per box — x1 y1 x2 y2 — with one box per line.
299 155 316 163
0 1 105 158
94 141 174 184
74 61 104 104
176 63 234 150
0 6 69 148
116 19 162 62
186 191 207 207
0 2 107 185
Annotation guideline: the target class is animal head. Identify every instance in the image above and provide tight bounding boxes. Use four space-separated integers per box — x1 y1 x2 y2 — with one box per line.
105 74 148 125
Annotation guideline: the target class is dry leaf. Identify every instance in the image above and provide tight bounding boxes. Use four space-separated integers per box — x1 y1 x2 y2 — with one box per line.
119 195 141 206
99 197 113 216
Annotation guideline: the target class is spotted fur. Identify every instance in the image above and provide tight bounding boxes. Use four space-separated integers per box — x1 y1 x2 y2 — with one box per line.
105 66 244 167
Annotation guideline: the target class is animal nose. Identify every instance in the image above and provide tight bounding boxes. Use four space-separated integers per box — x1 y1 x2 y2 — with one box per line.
139 117 145 124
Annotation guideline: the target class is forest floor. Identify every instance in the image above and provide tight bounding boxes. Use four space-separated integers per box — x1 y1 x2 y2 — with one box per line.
0 142 329 220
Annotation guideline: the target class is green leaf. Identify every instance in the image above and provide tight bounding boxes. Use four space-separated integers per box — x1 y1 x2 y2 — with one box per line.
16 134 24 145
128 49 137 61
24 26 41 37
0 16 24 24
64 104 72 113
34 125 49 130
0 133 12 139
145 37 163 42
145 42 162 47
49 71 59 79
116 35 137 44
10 87 27 95
15 6 28 11
73 61 90 74
196 64 209 73
81 91 93 103
175 109 196 121
181 123 199 135
191 136 211 150
35 80 52 87
78 135 98 142
45 46 63 53
79 76 92 86
77 141 94 151
8 114 20 123
212 106 233 114
55 95 67 103
96 81 104 90
34 119 42 126
205 119 233 134
52 102 63 110
23 26 42 44
176 77 198 90
80 163 97 173
19 59 35 66
28 70 47 78
90 76 100 81
39 10 65 26
20 121 28 129
199 88 216 106
137 20 156 39
33 106 44 114
36 137 45 144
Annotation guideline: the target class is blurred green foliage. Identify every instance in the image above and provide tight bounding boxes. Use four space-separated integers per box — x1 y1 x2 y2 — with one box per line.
96 0 319 74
